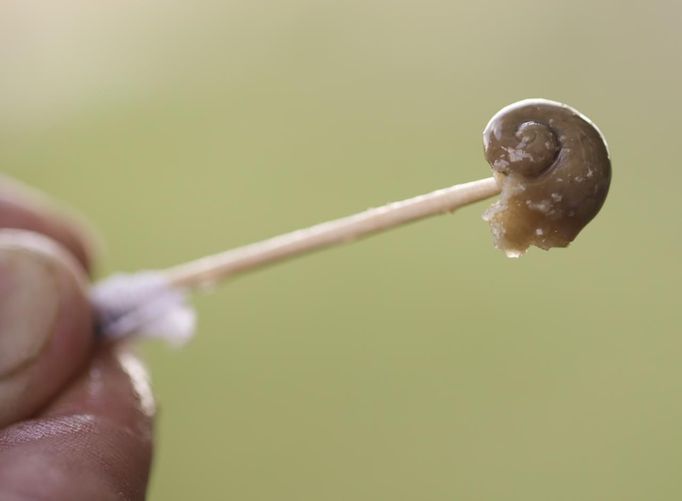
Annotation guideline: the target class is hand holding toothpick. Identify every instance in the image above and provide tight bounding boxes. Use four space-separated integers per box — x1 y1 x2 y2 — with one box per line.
92 99 612 344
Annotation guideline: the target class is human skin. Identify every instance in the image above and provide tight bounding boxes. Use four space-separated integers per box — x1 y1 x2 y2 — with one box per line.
0 175 154 500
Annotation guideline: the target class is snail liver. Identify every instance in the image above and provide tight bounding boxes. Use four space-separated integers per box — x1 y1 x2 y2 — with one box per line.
482 99 611 257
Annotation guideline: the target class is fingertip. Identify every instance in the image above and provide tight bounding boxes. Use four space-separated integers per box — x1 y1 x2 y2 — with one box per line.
0 230 94 427
0 346 155 500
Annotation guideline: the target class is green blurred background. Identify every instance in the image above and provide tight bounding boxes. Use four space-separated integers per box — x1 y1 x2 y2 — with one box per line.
1 1 681 499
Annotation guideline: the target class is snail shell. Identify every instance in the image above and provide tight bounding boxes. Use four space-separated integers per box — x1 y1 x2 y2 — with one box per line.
483 99 611 257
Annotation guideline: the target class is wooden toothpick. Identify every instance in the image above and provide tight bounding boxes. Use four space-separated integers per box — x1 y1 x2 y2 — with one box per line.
164 177 500 290
92 176 500 343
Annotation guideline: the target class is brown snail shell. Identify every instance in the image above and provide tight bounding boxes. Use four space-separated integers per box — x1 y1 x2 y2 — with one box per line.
483 99 611 257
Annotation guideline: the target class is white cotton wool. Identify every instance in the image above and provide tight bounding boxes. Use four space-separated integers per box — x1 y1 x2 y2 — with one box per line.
91 272 196 346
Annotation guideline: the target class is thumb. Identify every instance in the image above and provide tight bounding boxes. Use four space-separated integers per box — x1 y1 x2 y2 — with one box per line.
0 229 93 427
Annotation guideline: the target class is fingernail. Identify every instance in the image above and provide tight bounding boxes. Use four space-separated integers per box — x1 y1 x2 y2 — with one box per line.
0 248 60 378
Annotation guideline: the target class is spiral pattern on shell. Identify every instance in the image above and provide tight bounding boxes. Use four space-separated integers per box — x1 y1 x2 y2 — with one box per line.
482 99 611 256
